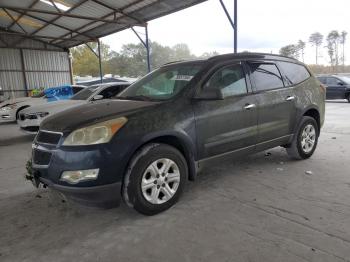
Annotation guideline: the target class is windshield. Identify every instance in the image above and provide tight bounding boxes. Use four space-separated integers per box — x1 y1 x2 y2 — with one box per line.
117 63 203 101
71 86 98 100
337 76 350 84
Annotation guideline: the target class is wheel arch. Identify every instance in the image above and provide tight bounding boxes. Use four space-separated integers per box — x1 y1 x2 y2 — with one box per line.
127 132 198 182
302 107 320 133
16 105 30 119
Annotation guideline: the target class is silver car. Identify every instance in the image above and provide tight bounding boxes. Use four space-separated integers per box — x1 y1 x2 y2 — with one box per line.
18 82 131 133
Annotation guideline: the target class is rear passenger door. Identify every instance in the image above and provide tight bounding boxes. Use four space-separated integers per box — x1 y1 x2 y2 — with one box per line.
247 61 297 150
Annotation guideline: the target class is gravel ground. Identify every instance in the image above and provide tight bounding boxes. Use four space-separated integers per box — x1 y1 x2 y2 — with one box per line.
0 101 350 262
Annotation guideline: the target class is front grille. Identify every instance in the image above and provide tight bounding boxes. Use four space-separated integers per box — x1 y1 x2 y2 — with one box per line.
36 130 62 145
33 149 52 166
25 114 38 120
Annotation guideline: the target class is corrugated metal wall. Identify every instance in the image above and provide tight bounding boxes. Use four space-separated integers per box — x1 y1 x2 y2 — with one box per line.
0 45 71 99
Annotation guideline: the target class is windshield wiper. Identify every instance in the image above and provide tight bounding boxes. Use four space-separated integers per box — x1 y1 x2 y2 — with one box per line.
117 95 154 101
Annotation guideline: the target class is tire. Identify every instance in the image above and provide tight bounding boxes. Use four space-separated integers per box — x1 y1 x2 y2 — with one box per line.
123 143 188 215
286 116 319 160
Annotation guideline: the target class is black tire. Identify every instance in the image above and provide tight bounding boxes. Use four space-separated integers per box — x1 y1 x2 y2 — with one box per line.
286 116 319 160
123 143 188 215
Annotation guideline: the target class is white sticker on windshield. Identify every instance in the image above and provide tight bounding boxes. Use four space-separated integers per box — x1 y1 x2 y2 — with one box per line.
171 75 193 81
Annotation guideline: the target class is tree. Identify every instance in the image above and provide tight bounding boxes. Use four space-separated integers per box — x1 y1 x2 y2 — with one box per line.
327 30 341 72
71 41 111 77
340 31 347 67
309 32 323 64
297 40 306 62
279 44 299 59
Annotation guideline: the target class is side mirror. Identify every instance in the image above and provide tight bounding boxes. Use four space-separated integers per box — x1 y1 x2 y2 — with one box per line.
337 81 344 86
194 88 224 100
92 95 104 101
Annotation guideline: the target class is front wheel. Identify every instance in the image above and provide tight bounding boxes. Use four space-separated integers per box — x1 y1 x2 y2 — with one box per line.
286 116 319 160
123 143 187 215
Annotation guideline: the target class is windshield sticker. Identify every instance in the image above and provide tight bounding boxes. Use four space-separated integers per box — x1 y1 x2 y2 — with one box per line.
171 75 194 81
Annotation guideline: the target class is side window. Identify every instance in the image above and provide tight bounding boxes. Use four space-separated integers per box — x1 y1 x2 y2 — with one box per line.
327 77 339 86
99 86 123 98
248 63 284 91
278 62 311 86
204 64 247 97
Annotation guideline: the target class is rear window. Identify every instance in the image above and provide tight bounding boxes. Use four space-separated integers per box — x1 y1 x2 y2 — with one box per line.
248 63 284 91
278 62 311 85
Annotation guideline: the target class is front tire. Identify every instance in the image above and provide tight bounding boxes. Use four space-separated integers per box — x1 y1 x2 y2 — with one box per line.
286 116 319 160
123 143 187 215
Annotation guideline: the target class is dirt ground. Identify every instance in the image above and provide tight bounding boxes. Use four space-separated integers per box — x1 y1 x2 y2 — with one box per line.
1 101 350 262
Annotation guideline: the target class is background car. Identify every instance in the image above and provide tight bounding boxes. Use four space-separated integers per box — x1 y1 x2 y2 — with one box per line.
18 82 131 133
0 85 86 123
317 75 350 102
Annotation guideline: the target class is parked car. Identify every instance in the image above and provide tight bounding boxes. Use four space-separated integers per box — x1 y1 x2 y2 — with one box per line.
317 75 350 102
28 53 325 215
0 85 85 122
18 82 131 133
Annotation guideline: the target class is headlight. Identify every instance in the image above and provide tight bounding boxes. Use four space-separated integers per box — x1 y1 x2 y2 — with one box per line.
0 105 15 111
60 169 99 184
63 117 127 146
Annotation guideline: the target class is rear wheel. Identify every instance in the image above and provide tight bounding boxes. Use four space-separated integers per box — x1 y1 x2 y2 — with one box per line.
286 116 319 160
123 143 187 215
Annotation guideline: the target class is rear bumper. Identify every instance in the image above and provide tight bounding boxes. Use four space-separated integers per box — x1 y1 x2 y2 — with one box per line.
39 176 122 207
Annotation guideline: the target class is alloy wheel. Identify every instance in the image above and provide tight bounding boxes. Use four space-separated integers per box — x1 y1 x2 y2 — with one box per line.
141 158 180 204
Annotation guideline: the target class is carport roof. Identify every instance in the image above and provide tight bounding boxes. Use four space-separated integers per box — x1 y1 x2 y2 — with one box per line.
0 0 207 49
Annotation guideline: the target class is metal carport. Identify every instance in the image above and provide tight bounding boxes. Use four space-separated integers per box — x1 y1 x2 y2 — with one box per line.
0 0 237 98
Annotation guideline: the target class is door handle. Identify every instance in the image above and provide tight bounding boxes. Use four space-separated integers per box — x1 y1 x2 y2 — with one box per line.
285 96 296 101
244 103 256 110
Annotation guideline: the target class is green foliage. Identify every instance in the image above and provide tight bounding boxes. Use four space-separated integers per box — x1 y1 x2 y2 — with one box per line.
71 41 217 78
279 44 299 59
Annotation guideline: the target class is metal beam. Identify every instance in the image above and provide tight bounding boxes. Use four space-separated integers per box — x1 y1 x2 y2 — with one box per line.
145 24 151 73
0 28 63 49
1 6 126 24
7 8 94 42
51 0 146 46
90 0 144 24
97 39 103 83
234 0 237 53
19 49 29 96
8 0 39 30
131 27 146 47
85 43 98 57
2 8 27 34
219 0 238 53
0 30 88 42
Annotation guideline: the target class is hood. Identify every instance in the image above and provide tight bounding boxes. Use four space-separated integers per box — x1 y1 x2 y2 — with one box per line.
0 97 32 107
41 99 160 132
21 99 86 115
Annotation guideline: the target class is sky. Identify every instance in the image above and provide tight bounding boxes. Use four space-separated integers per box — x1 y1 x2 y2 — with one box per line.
102 0 350 65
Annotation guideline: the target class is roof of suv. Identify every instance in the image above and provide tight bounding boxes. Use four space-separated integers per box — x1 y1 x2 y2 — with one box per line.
163 52 300 67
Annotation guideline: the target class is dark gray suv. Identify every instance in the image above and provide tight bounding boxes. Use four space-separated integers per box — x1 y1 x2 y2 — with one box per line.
28 53 325 215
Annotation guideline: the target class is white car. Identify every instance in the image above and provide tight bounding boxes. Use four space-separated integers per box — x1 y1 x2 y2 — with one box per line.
0 85 86 123
18 82 131 133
